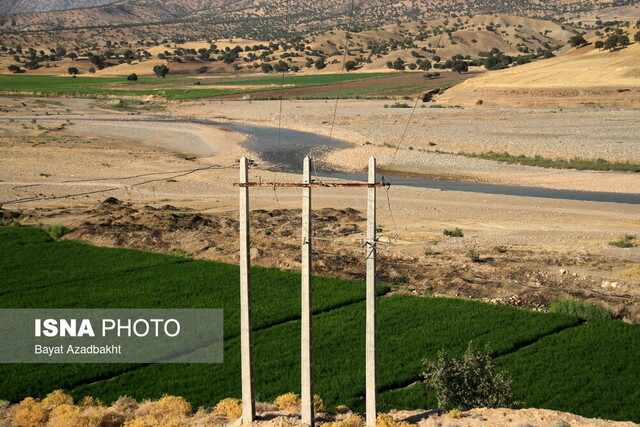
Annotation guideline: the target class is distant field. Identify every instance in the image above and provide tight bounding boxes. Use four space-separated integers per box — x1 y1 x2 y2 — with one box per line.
0 73 397 100
1 226 638 422
0 72 473 100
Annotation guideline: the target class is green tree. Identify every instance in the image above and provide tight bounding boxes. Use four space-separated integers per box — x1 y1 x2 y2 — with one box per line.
568 35 588 47
260 63 273 73
7 64 21 73
153 64 169 78
314 57 327 70
422 343 515 411
634 31 640 43
127 73 138 81
344 60 357 71
451 60 468 73
274 60 289 73
67 67 79 76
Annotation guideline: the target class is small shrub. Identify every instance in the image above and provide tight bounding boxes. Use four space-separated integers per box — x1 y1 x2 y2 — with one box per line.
445 408 462 419
389 102 411 108
313 395 325 412
45 224 70 240
493 246 507 253
42 389 74 406
466 250 481 262
111 396 139 415
422 342 515 410
0 399 10 414
214 398 242 419
443 228 463 237
13 398 49 427
548 297 613 321
274 392 301 412
48 404 82 427
334 405 350 414
152 395 192 417
553 421 571 427
377 413 412 427
609 234 636 248
322 414 364 427
78 396 104 407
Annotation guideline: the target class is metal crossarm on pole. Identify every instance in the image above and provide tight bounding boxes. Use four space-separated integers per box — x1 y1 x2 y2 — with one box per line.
234 157 385 427
233 183 389 188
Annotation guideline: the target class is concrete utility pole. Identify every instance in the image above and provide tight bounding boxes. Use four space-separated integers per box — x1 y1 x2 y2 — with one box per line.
366 157 377 427
239 157 255 424
234 157 387 427
301 156 314 426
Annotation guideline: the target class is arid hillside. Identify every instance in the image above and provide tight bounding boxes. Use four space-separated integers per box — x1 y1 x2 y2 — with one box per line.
439 41 640 107
1 0 638 42
0 0 117 14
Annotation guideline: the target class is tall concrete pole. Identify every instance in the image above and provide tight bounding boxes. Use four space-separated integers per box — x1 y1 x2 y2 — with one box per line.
366 157 377 427
239 157 255 424
301 156 314 426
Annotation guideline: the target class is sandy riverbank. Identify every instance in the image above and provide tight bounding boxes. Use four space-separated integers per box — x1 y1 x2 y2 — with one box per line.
170 99 640 194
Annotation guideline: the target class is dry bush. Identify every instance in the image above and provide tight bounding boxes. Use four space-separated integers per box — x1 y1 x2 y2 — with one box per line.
12 398 49 427
213 398 242 419
376 414 412 427
334 405 350 414
111 396 140 415
123 414 189 427
42 389 74 407
47 404 82 427
78 396 104 407
274 393 301 412
313 395 325 412
136 396 192 418
322 414 364 427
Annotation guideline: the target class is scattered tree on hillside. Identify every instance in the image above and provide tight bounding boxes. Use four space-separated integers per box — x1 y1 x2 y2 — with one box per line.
261 63 273 73
67 66 79 76
634 31 640 43
7 64 21 73
127 73 138 81
314 57 326 70
345 60 357 71
603 33 630 50
451 60 468 73
88 67 96 74
568 35 588 47
594 41 604 49
274 60 289 73
153 64 169 78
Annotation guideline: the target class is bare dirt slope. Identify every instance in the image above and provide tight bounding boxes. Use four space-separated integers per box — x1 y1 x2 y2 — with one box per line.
439 43 640 107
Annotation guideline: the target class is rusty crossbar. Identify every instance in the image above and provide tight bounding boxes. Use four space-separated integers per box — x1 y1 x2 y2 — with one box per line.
233 182 389 188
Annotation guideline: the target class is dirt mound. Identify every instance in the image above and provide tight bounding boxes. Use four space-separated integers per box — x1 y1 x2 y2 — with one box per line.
9 200 640 322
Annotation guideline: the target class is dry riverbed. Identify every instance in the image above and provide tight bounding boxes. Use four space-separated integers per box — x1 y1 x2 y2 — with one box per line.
1 96 639 322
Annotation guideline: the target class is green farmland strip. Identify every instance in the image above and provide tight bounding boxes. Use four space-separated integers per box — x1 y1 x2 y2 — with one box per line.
0 226 386 402
496 320 640 422
1 226 638 424
69 296 578 411
210 73 394 87
0 225 52 246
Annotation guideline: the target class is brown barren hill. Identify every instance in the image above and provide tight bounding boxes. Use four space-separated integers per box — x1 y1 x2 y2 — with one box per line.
439 42 640 108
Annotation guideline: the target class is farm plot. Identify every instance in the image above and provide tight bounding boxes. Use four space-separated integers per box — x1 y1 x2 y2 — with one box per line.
1 226 639 424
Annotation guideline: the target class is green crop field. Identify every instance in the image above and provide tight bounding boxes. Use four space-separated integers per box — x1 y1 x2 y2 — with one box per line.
208 72 394 87
1 225 639 423
0 73 394 100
